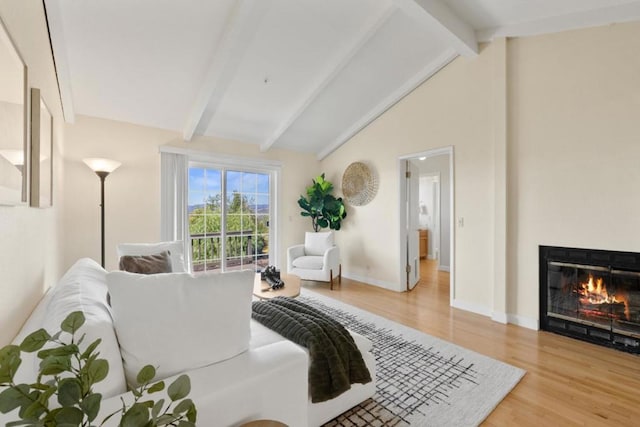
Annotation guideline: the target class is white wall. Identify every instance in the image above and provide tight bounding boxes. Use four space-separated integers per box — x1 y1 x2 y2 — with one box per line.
320 21 640 326
320 42 497 298
506 22 640 323
0 0 65 345
63 115 319 272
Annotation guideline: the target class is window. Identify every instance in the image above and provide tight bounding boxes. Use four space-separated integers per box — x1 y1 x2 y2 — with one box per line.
188 164 275 273
160 149 280 273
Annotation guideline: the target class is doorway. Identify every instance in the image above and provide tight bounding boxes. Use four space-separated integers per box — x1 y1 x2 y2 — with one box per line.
419 173 440 263
398 146 454 303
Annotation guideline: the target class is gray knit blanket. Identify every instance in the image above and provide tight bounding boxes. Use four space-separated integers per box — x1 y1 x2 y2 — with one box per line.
251 297 372 403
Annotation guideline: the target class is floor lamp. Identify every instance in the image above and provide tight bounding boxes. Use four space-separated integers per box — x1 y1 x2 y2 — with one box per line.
83 158 121 268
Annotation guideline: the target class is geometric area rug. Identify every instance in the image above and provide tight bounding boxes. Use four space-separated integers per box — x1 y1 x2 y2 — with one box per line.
298 290 526 427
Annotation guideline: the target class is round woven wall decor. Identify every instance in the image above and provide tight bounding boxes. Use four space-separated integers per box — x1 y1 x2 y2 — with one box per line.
341 162 378 206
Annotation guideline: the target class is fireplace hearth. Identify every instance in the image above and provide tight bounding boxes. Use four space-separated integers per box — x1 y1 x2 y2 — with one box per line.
540 246 640 354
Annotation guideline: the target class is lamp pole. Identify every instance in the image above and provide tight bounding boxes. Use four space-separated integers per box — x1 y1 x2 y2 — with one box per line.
96 171 109 268
83 158 121 269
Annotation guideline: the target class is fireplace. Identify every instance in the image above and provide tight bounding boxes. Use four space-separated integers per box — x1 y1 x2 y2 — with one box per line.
540 246 640 353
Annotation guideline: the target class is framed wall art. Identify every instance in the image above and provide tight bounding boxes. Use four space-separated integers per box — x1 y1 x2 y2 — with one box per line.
30 88 53 207
0 17 28 206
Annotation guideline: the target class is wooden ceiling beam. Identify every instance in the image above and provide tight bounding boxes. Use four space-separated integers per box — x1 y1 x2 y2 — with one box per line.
182 0 269 141
395 0 477 57
317 48 458 160
259 5 396 153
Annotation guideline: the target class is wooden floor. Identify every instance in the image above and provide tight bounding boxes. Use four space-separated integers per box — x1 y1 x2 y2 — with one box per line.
303 259 640 426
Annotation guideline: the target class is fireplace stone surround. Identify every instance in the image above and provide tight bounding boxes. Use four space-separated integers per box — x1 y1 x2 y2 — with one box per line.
540 245 640 354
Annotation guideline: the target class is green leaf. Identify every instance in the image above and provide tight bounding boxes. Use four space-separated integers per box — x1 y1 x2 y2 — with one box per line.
57 378 82 407
30 382 49 391
151 398 164 419
21 398 46 420
0 384 31 414
79 338 102 360
139 400 154 409
186 403 197 423
86 358 109 384
167 375 190 401
172 398 193 415
76 333 86 347
178 421 196 427
53 406 84 425
157 414 180 425
0 345 21 384
121 403 150 427
37 384 56 405
80 392 101 421
37 344 79 359
39 355 71 376
136 365 156 385
60 311 85 335
6 420 40 426
19 329 51 353
147 381 165 394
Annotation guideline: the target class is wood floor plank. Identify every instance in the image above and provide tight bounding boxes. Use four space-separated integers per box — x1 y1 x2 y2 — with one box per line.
302 259 640 426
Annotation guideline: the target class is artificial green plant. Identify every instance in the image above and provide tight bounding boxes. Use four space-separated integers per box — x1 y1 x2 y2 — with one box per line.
298 173 347 232
0 311 196 427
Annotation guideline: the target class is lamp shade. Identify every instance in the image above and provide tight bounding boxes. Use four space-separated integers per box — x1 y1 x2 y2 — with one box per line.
83 157 121 173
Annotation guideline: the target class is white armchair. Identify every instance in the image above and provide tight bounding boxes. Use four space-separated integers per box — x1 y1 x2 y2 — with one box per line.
287 231 341 290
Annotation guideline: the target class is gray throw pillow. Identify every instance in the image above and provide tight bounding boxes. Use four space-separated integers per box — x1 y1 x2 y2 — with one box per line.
118 251 172 274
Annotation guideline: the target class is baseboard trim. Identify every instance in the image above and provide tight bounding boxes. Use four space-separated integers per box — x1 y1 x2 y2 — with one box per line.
491 311 508 324
341 272 401 292
506 313 539 330
451 299 492 317
438 265 450 272
454 303 538 330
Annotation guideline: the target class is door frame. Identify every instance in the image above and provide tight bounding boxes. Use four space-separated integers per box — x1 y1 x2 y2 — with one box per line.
398 146 455 303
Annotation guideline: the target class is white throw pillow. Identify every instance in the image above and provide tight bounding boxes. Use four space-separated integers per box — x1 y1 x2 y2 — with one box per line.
107 269 254 385
42 258 127 399
304 231 334 256
117 241 186 272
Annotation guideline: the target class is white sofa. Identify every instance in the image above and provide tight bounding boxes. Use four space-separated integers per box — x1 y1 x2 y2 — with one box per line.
1 258 375 426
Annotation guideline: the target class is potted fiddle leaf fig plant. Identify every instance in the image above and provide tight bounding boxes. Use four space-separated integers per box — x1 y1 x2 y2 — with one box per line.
0 311 197 427
298 173 347 232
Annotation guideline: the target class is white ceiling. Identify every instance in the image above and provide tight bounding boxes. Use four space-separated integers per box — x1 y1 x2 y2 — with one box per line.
44 0 640 159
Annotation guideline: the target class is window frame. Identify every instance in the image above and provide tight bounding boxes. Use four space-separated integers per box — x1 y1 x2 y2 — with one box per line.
181 150 280 273
160 147 282 273
188 161 278 272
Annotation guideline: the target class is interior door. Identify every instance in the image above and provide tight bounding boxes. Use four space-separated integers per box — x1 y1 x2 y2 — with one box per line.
406 160 420 290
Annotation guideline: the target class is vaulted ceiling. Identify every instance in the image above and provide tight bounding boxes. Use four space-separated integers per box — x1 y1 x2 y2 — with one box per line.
44 0 640 159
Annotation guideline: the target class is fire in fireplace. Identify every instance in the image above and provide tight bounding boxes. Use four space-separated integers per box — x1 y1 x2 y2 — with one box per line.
540 246 640 353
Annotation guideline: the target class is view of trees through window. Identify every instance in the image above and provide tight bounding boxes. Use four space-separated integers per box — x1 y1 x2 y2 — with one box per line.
188 167 270 272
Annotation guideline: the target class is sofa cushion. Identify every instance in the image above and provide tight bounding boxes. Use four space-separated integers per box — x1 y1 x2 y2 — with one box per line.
107 269 254 385
119 251 172 274
117 241 186 273
42 258 127 398
292 255 324 270
304 231 333 256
